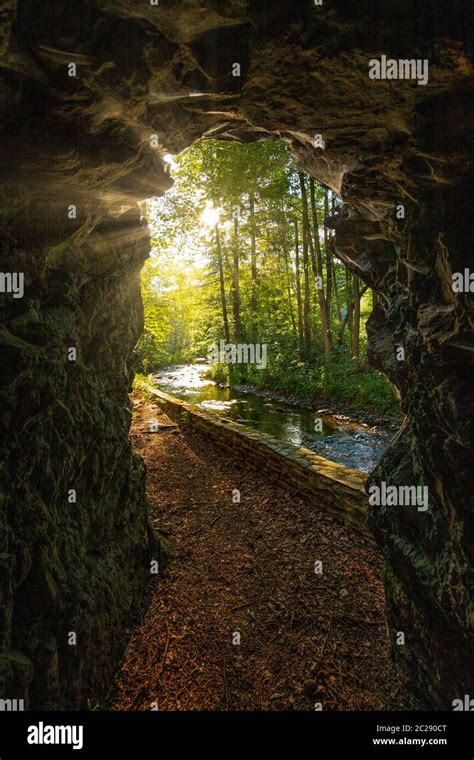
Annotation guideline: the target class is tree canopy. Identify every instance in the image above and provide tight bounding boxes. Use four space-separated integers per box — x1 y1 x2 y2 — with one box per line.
134 140 397 413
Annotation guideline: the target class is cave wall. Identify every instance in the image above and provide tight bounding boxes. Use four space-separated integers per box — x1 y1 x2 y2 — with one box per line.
0 0 472 709
0 201 153 708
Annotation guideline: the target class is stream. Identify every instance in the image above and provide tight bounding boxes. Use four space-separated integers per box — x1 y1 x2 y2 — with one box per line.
153 364 391 474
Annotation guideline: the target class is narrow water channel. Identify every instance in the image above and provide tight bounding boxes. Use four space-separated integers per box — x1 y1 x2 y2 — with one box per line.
153 364 391 474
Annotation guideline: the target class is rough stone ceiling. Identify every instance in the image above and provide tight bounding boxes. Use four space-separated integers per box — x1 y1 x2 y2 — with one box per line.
0 0 472 711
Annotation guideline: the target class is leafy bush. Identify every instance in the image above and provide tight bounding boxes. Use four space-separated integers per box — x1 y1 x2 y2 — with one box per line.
214 354 399 415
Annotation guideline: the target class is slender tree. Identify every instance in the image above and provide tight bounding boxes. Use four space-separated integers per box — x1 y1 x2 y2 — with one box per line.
279 209 297 342
249 191 258 342
351 272 360 367
215 224 230 342
231 213 243 341
324 188 333 318
298 173 312 355
308 177 333 362
293 217 304 352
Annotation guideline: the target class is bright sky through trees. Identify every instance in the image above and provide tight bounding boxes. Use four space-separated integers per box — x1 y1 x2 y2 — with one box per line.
200 202 221 228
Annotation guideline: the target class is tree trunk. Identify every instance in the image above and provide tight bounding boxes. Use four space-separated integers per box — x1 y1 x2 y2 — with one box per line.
324 188 333 318
333 265 343 325
249 192 258 342
306 174 333 361
280 211 297 341
231 214 242 341
338 276 368 347
293 218 304 353
339 267 353 346
351 272 360 367
298 173 312 356
215 224 230 343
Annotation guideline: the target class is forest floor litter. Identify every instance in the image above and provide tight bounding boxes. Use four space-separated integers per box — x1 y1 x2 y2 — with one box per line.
112 394 404 711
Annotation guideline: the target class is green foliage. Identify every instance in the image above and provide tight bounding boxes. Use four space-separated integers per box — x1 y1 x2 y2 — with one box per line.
179 410 190 425
132 373 156 402
205 363 229 385
136 139 399 415
208 352 397 414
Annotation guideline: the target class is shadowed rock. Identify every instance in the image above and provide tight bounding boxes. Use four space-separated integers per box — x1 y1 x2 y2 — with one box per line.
0 0 472 709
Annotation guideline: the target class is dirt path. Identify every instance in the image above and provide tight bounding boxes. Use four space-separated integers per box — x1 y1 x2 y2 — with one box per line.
113 395 401 711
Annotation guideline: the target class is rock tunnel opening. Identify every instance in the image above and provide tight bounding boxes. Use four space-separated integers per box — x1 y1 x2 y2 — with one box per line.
0 0 472 715
109 136 406 709
135 137 400 477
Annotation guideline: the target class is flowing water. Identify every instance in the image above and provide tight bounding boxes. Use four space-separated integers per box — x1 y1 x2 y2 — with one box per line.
153 364 391 474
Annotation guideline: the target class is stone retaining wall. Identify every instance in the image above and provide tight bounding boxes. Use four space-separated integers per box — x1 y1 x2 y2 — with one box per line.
147 386 374 544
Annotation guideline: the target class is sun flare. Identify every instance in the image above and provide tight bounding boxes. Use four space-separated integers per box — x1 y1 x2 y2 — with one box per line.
200 203 221 228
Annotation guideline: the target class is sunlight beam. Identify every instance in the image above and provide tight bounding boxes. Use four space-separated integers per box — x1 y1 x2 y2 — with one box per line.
200 203 221 228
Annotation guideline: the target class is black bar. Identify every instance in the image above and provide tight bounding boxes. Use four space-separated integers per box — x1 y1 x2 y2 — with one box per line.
0 711 472 757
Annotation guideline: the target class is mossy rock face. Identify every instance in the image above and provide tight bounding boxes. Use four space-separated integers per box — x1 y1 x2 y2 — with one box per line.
0 652 34 703
1 1 473 708
0 208 152 709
